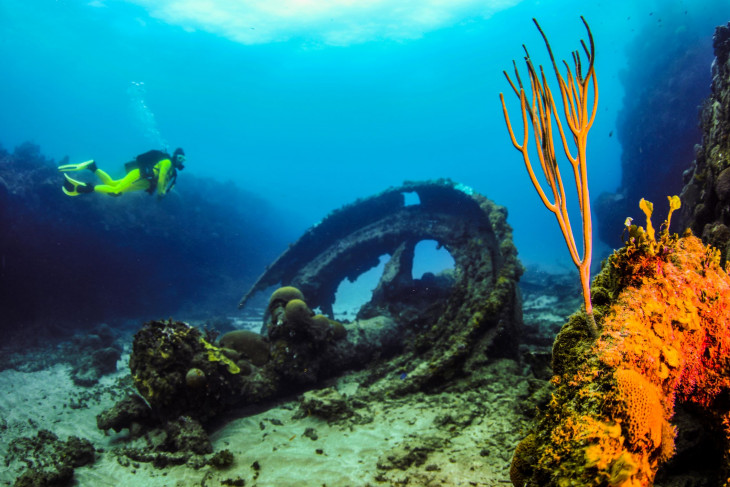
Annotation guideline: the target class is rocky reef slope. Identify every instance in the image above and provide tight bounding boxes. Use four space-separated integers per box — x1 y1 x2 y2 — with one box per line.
0 143 292 339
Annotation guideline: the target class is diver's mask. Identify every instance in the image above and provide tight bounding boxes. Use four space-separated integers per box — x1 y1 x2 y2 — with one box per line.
172 148 186 170
174 153 186 170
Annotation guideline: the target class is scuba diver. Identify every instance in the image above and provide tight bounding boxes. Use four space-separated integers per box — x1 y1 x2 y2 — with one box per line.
59 148 186 198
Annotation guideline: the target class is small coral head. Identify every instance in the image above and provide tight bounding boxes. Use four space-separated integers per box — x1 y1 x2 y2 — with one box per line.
268 286 305 312
285 298 313 325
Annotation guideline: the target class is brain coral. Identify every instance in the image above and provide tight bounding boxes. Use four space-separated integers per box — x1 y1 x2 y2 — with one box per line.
285 298 313 325
219 330 270 366
268 286 305 312
611 368 665 450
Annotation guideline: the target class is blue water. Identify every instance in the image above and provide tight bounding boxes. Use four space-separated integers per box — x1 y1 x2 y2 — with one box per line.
1 0 728 271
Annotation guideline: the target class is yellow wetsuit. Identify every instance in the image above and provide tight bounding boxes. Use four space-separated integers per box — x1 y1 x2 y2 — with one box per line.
60 148 184 198
93 158 175 197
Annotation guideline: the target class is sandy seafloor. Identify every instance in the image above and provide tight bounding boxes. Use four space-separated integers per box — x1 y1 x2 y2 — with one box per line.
0 275 575 487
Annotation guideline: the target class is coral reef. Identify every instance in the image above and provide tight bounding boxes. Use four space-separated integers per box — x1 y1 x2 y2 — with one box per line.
510 202 730 486
678 22 730 265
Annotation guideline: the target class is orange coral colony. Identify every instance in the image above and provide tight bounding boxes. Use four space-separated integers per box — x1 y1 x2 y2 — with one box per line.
510 199 730 486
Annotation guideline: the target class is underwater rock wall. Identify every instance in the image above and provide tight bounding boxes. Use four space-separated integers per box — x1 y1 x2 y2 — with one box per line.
595 21 713 247
678 22 730 263
0 142 290 338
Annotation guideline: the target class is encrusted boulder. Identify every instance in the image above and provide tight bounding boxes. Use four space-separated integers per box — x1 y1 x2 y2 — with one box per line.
127 320 277 422
113 297 350 428
511 205 730 486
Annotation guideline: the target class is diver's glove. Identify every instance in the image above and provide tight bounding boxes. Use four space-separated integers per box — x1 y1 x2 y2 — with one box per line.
58 159 98 173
